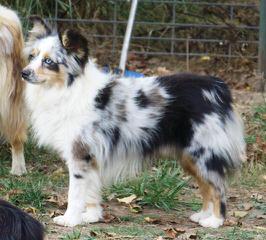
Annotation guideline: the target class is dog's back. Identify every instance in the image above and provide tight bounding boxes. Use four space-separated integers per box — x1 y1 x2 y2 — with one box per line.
0 5 27 175
0 199 44 240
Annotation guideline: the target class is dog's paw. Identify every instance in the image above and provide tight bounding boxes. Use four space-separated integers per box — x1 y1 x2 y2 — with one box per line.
82 205 102 223
53 214 82 227
10 165 27 176
190 210 212 223
199 215 224 228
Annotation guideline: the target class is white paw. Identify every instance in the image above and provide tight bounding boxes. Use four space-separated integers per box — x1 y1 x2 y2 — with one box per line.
82 205 102 223
10 165 27 176
199 215 224 228
53 214 82 227
190 210 212 223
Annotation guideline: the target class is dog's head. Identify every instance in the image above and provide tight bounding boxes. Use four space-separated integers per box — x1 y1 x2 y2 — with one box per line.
22 16 89 88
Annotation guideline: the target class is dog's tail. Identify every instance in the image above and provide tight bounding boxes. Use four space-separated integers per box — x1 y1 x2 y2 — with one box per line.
0 199 45 240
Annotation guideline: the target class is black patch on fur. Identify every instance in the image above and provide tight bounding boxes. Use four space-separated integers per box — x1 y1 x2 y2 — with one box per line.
220 201 226 218
45 61 59 72
74 174 83 179
205 153 229 176
84 154 92 163
101 126 120 150
136 73 233 156
67 73 75 86
134 89 150 108
0 199 44 240
59 29 89 68
191 147 205 159
95 82 116 110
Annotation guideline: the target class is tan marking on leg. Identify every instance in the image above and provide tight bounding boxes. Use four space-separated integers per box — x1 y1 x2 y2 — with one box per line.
212 190 222 218
181 153 213 209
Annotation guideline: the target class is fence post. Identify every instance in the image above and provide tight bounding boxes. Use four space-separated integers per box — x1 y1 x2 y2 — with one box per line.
259 0 266 91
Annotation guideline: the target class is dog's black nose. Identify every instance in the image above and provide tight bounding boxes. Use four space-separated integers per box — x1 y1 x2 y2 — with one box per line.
21 69 32 79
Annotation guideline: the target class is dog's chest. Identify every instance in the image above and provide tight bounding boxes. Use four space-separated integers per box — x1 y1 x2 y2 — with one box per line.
26 87 91 153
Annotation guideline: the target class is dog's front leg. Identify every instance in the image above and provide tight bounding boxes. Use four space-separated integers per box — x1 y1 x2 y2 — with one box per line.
53 159 102 227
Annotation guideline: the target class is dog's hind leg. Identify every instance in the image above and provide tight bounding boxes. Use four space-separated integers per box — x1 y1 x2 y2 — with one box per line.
181 153 225 228
181 154 213 223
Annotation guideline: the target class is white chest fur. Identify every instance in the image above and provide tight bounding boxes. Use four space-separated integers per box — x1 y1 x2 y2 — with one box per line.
25 83 93 158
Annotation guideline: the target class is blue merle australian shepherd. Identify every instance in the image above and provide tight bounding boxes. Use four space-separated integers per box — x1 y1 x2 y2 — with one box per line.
21 17 246 228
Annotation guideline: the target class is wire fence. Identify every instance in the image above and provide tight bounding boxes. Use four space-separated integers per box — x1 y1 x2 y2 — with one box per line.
42 0 260 62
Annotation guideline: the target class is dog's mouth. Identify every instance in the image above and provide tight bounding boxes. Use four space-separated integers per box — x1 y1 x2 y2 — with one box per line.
22 76 46 85
23 79 46 85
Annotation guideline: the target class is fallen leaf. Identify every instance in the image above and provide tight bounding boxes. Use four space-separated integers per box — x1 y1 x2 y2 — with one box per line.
103 213 118 223
176 231 197 240
52 167 65 176
144 217 161 224
90 231 98 237
156 237 164 240
224 218 238 226
175 227 186 234
256 214 266 219
117 194 137 204
254 226 266 231
164 228 177 239
49 210 64 218
156 67 171 75
233 211 248 218
201 56 211 61
129 203 142 213
46 195 67 209
24 207 37 214
243 203 253 211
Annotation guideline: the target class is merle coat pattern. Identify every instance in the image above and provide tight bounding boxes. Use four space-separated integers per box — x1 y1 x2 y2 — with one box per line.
22 17 246 228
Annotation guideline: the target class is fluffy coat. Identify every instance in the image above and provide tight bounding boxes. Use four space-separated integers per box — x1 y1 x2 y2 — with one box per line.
22 18 246 228
0 5 27 175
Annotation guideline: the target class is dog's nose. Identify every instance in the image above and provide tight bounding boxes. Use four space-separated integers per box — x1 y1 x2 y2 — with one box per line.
21 69 32 79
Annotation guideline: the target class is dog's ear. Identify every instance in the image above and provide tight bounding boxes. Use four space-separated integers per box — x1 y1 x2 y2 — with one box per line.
59 29 89 68
28 16 51 41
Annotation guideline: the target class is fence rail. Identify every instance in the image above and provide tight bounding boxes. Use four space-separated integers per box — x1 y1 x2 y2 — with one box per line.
50 0 260 61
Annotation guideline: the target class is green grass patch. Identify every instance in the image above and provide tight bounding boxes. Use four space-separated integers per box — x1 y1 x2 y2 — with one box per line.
60 230 83 240
198 227 266 240
0 135 65 212
106 161 187 210
245 104 266 145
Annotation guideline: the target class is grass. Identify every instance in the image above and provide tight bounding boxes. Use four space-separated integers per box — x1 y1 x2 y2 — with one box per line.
106 160 188 210
198 227 265 240
0 174 47 211
245 104 266 141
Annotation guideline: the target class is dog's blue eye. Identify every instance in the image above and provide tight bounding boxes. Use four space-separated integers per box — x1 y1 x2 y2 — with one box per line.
44 58 53 65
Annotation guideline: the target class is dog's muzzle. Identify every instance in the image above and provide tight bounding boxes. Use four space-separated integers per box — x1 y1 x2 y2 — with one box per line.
21 69 33 81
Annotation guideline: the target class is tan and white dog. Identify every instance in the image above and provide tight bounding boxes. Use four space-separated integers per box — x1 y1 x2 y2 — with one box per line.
0 5 27 175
